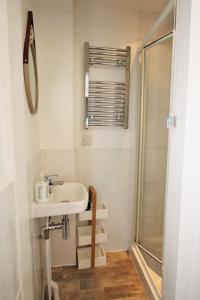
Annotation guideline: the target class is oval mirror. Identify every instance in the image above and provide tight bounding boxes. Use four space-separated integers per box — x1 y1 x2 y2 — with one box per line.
23 11 39 114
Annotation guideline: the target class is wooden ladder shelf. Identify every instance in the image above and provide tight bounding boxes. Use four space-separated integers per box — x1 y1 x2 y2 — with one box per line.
77 185 108 269
89 186 96 268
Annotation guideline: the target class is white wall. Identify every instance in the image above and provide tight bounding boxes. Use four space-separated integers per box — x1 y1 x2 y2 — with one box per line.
34 0 76 266
74 0 138 149
0 2 20 299
0 0 39 299
21 0 44 299
163 0 200 299
36 16 74 150
32 0 139 266
5 1 200 299
0 183 19 300
0 0 44 299
74 0 138 253
18 0 171 274
5 0 200 299
35 0 74 182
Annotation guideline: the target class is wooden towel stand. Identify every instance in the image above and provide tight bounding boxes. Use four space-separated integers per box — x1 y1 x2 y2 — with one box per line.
89 186 96 268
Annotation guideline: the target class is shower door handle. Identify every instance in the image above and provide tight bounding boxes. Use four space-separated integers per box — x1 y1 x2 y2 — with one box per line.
166 114 176 129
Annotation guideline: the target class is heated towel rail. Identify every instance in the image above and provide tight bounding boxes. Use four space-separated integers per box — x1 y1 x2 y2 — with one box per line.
84 43 131 129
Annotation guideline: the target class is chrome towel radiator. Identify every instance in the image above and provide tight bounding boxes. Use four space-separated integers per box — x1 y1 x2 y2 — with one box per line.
84 43 131 129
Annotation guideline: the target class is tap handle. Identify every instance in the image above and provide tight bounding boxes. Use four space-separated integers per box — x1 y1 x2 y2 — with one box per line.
44 174 58 184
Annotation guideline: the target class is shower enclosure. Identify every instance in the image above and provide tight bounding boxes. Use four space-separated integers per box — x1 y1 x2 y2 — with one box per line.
135 33 173 277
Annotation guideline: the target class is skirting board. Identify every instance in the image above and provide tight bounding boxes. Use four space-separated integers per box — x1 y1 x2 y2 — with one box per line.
129 244 161 300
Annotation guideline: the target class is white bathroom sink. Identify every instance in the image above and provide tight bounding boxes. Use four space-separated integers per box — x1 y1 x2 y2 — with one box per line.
33 182 88 218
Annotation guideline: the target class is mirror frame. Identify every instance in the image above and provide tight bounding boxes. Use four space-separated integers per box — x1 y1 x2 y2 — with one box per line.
23 11 39 114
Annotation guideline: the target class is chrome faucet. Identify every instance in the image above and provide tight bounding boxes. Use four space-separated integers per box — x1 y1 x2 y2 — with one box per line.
44 174 64 193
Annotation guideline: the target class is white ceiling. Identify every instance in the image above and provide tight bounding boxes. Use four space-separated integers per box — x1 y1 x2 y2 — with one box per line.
33 0 73 14
75 0 170 14
134 0 170 13
33 0 170 15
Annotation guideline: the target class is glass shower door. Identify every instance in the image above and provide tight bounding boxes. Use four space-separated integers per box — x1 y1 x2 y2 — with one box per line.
137 34 173 262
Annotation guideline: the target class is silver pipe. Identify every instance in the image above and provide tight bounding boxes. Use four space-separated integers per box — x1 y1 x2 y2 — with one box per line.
89 46 128 52
89 108 125 112
89 87 125 91
88 122 124 126
89 119 124 122
89 58 127 64
90 84 125 89
89 106 124 110
89 57 127 62
84 42 89 129
88 102 125 106
89 87 125 92
88 109 124 115
89 103 125 107
89 51 127 57
88 105 125 108
89 51 127 56
89 90 126 95
88 98 125 101
89 84 125 88
89 88 124 91
89 118 125 122
88 101 125 105
89 120 124 124
89 95 125 100
90 81 125 86
89 56 128 62
88 105 125 109
62 215 70 240
89 112 124 116
88 98 125 102
89 85 125 89
124 46 131 128
89 61 127 67
88 99 125 103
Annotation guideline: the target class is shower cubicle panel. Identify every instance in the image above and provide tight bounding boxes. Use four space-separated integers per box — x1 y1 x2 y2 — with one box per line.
136 34 173 263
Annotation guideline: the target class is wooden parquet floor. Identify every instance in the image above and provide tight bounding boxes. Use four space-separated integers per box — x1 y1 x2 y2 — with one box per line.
52 251 149 300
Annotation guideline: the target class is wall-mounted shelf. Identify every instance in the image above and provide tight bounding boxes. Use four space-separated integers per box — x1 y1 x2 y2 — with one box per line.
77 225 107 246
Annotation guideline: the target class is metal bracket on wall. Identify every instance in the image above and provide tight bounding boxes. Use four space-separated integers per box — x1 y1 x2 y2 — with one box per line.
84 42 131 129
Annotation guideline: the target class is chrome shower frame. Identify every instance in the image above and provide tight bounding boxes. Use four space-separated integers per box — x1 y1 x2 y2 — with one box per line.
135 32 174 265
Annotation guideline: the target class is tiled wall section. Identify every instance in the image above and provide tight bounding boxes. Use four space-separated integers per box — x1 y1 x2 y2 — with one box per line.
75 147 136 250
40 149 77 266
34 0 139 267
50 215 76 266
40 149 75 182
39 147 136 264
0 182 19 300
73 0 139 255
27 152 44 300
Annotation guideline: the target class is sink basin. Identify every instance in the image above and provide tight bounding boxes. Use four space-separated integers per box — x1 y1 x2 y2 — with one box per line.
33 182 88 218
